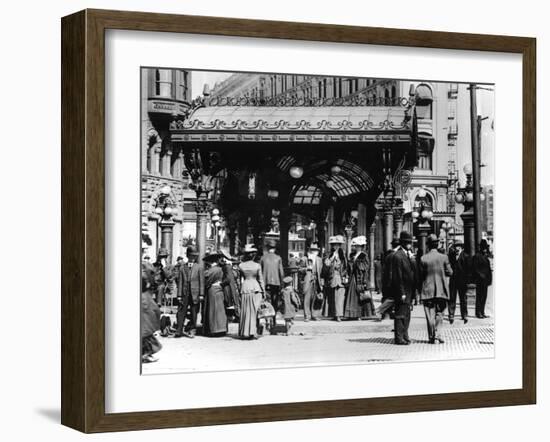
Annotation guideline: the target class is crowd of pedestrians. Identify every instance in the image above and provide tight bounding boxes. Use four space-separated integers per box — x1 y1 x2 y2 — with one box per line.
140 232 493 362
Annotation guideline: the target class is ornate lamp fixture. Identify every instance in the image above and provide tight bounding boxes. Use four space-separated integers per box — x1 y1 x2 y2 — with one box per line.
412 186 433 256
441 220 453 253
289 165 304 179
154 185 176 220
455 163 480 209
153 185 177 263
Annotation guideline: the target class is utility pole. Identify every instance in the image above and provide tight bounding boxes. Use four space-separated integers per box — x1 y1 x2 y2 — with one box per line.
469 84 482 253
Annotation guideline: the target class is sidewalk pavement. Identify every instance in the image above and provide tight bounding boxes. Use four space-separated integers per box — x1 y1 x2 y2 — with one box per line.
144 289 494 375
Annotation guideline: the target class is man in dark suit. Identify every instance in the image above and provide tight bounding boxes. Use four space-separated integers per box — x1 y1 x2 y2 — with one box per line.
260 240 285 313
473 239 493 318
175 246 204 338
419 234 453 343
388 231 416 345
448 241 471 324
377 238 400 320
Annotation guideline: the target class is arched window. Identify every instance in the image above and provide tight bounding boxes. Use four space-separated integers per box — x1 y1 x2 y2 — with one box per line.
415 83 434 119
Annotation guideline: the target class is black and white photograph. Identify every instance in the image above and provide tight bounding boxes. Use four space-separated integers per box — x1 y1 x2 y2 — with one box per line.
140 68 495 374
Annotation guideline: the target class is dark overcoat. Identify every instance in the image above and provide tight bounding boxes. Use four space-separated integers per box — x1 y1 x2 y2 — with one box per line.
177 262 204 304
452 251 473 288
472 253 492 286
388 248 416 304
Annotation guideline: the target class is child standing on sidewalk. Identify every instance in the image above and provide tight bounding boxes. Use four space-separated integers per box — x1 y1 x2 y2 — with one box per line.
281 276 301 335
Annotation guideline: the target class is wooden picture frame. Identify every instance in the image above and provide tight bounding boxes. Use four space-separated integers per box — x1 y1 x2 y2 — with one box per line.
61 8 536 433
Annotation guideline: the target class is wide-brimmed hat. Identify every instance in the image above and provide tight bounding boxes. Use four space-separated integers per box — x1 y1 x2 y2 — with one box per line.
242 244 258 254
282 276 293 285
157 247 169 257
453 240 464 247
351 235 367 246
427 234 440 245
399 231 413 244
309 243 320 251
329 235 345 244
391 238 400 247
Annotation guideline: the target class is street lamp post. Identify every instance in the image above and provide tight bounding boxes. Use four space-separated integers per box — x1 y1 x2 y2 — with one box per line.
211 208 221 250
442 221 452 253
154 185 176 263
455 164 485 255
412 187 433 257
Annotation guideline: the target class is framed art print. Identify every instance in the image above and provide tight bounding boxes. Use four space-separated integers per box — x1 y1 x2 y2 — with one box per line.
61 9 536 433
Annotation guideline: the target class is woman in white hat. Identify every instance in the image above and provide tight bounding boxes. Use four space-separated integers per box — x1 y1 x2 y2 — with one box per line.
343 235 376 320
327 235 348 321
238 244 265 339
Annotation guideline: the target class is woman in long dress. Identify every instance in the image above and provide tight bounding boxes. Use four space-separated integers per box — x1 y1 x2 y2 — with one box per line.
344 236 376 319
238 245 265 339
202 253 228 336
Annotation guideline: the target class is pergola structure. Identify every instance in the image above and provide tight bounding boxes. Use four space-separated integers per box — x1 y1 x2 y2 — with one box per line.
170 101 422 270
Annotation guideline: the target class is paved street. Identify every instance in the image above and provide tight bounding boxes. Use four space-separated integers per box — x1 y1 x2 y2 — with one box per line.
143 288 494 375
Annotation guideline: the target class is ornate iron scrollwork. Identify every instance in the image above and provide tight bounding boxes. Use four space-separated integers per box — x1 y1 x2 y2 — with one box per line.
201 95 413 108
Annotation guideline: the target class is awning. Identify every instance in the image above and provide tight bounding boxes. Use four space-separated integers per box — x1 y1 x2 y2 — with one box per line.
171 105 413 143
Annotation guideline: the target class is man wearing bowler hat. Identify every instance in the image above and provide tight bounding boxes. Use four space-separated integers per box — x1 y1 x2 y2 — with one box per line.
419 234 453 343
174 245 204 338
388 231 417 344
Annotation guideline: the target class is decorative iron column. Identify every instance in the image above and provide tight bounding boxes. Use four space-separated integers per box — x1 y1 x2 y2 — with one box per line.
368 217 377 290
227 224 237 256
279 210 290 268
357 203 368 236
382 206 394 253
381 147 395 253
159 219 175 262
326 206 335 252
237 217 248 252
194 191 210 260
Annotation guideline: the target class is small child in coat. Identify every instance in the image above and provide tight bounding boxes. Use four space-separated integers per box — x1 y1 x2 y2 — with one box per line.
281 276 301 335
